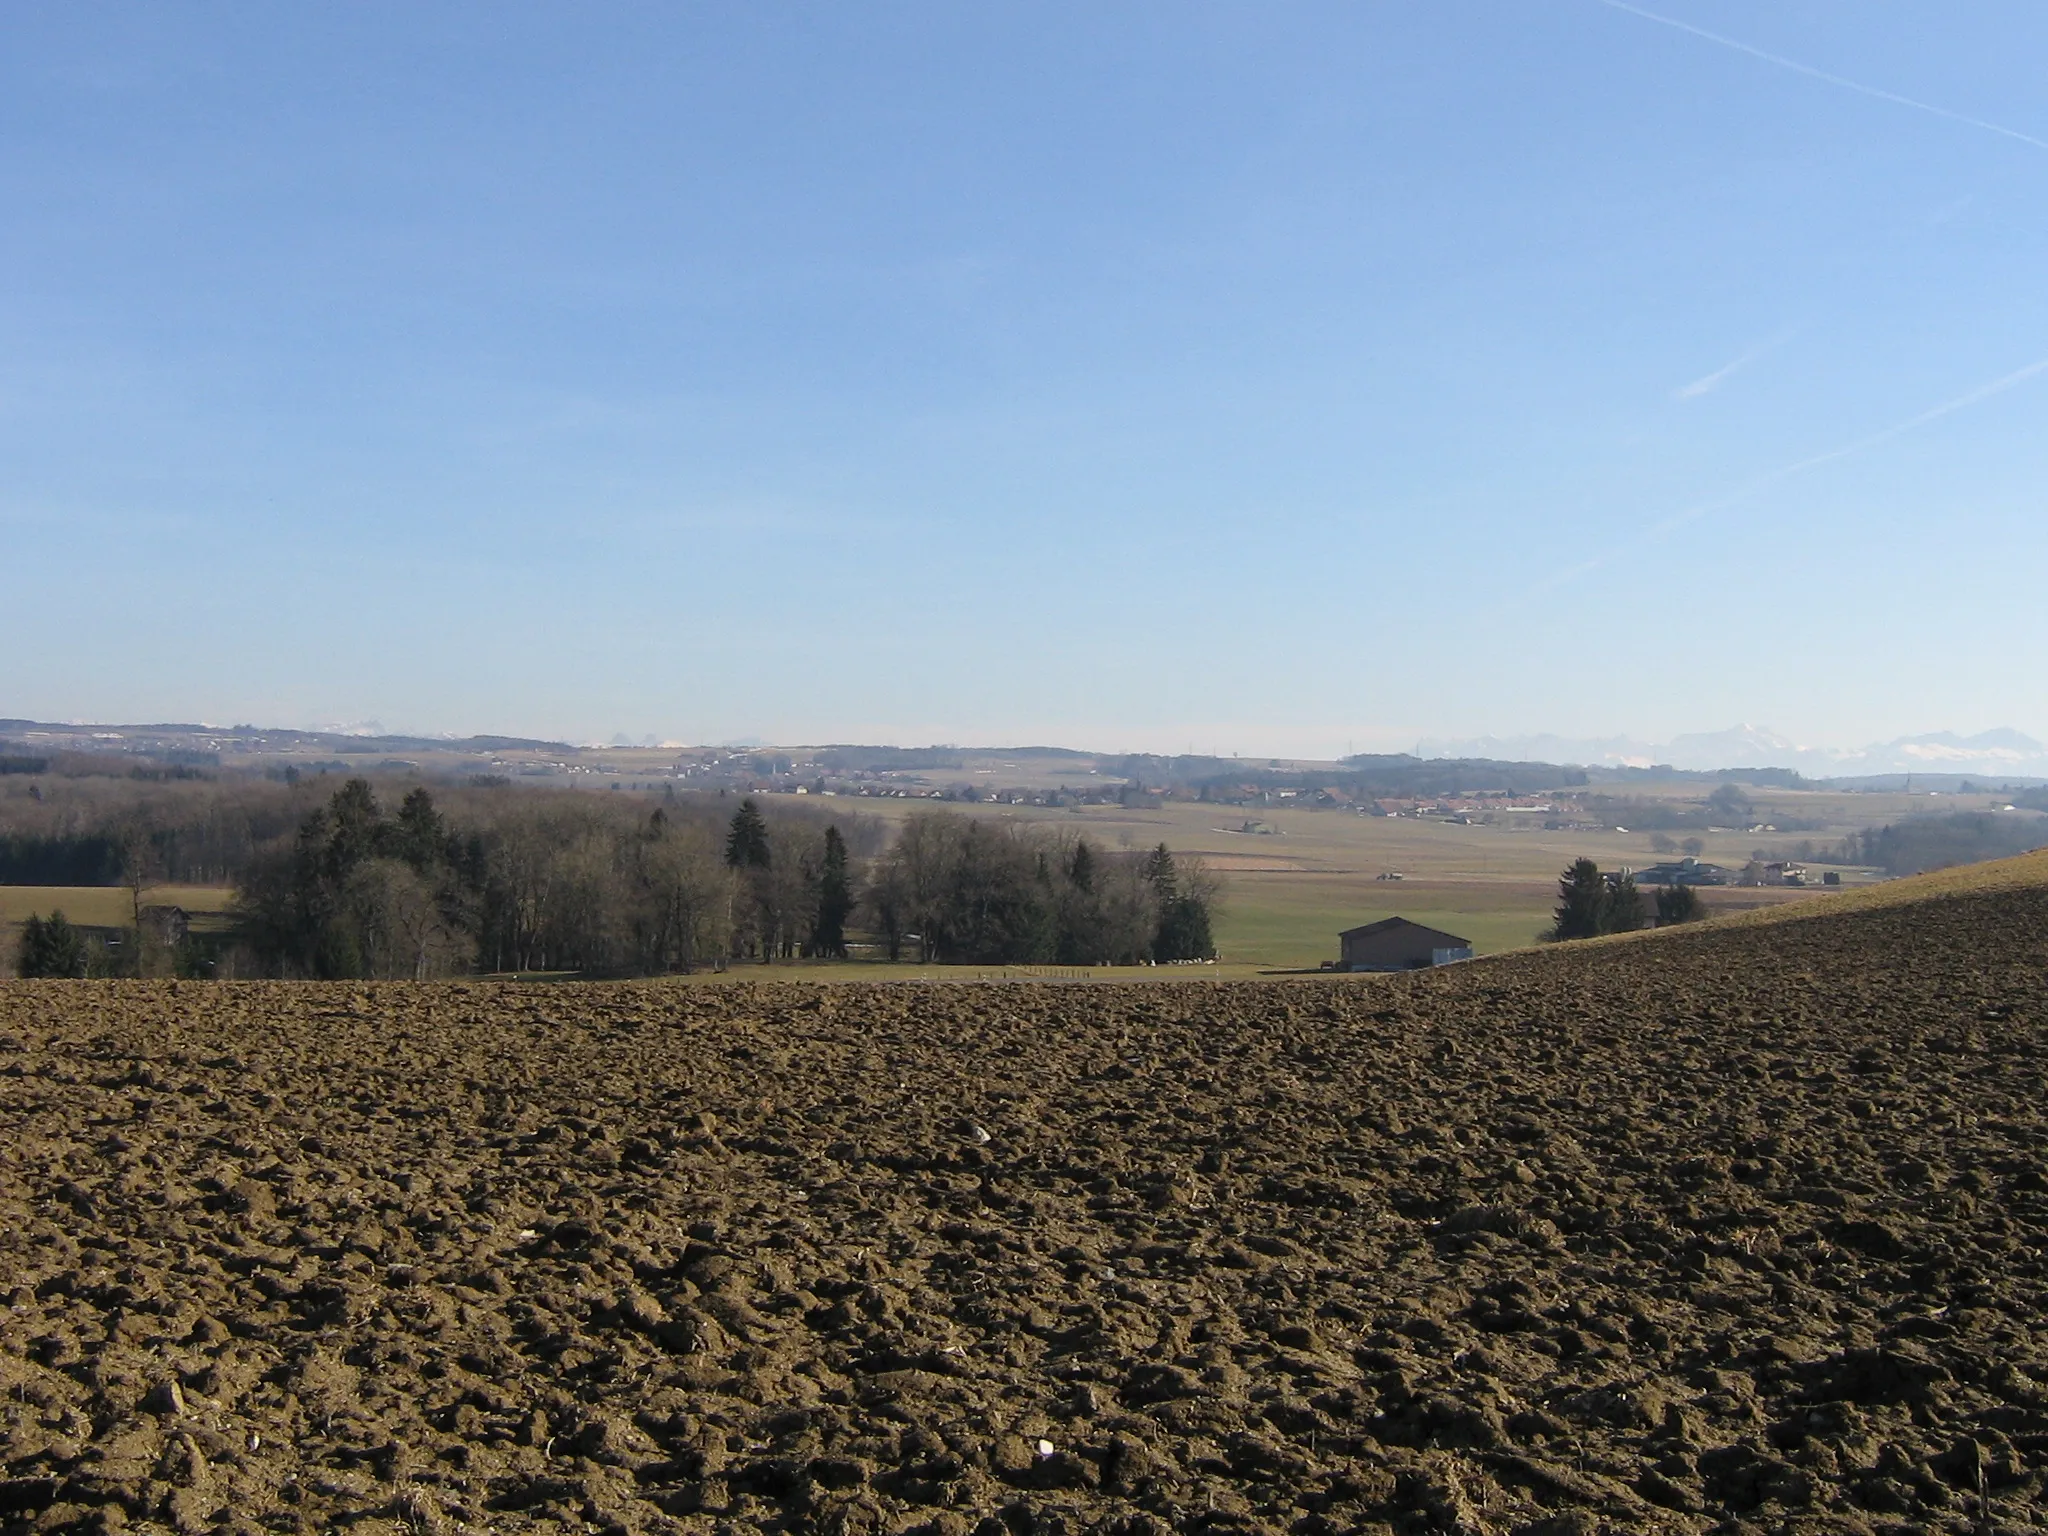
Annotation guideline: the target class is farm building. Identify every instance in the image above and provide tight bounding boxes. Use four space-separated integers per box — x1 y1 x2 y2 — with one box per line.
1337 917 1474 972
1633 857 1732 886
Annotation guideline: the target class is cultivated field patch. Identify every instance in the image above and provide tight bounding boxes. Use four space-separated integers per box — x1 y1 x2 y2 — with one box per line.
2 856 2045 1533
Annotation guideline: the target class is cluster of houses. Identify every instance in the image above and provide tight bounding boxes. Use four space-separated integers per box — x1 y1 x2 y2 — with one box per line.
1630 856 1837 888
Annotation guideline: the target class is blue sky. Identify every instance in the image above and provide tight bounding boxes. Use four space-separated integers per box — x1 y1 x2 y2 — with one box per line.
4 3 2044 755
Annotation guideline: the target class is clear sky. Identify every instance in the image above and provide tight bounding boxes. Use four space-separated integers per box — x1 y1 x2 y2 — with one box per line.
4 3 2044 755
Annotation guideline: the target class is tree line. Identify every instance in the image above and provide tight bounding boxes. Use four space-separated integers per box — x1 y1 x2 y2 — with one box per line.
230 782 863 979
10 777 1225 979
0 771 307 887
1832 811 2048 877
865 810 1217 965
231 786 1218 977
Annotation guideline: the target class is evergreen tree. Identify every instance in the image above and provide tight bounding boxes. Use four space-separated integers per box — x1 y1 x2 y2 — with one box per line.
723 799 774 962
1606 873 1645 933
17 910 88 978
812 826 852 958
1054 839 1099 963
1155 891 1215 962
724 799 771 869
1655 883 1705 925
1142 842 1217 962
394 787 448 873
1144 843 1177 900
324 778 387 877
1551 858 1608 940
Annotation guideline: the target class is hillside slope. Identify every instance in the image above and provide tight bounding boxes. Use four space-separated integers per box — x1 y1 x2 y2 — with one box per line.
1713 844 2048 928
2 857 2045 1534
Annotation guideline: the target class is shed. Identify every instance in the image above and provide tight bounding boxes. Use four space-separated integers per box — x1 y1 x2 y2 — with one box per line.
139 905 190 946
1338 917 1473 972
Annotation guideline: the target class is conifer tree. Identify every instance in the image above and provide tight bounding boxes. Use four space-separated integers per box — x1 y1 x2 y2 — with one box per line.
724 799 771 869
17 910 88 978
1551 858 1608 940
1068 839 1095 892
325 778 387 877
813 826 852 958
395 787 448 873
1655 883 1705 925
1144 843 1177 899
1605 872 1645 934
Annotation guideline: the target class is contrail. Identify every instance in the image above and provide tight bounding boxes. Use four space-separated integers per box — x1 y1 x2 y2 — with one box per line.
1674 331 1795 401
1529 354 2048 595
1596 0 2048 153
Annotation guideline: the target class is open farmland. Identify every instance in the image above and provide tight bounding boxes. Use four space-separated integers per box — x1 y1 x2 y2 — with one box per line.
0 767 2007 973
0 890 236 933
842 791 1893 967
3 854 2047 1534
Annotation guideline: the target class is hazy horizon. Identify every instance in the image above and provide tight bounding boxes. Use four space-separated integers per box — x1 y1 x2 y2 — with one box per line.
5 5 2043 750
11 709 2048 779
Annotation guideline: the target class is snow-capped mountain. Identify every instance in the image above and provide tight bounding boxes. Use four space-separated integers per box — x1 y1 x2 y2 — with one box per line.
1417 727 2048 778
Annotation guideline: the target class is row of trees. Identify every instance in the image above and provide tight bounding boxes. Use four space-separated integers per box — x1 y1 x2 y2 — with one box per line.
235 782 772 978
1549 858 1703 941
222 783 1220 978
722 800 854 961
1833 812 2048 877
865 812 1218 965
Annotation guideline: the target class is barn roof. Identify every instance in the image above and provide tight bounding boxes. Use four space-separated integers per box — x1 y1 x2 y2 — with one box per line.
1338 916 1472 946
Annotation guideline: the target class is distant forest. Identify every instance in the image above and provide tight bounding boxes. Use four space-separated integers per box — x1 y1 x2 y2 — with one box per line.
2 768 1219 979
1112 753 1592 798
1836 810 2048 877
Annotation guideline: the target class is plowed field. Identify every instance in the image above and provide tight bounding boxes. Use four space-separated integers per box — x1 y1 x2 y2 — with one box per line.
4 858 2047 1536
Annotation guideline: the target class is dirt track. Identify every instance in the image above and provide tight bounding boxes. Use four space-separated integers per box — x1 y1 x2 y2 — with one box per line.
3 880 2047 1536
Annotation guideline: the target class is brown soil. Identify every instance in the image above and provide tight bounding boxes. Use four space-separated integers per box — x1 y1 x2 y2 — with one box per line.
3 874 2046 1536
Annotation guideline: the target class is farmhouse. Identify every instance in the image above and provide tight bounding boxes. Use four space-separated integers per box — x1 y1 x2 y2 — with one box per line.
1337 917 1474 972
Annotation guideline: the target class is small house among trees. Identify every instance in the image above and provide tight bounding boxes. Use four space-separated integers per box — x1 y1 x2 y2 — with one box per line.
1337 917 1473 972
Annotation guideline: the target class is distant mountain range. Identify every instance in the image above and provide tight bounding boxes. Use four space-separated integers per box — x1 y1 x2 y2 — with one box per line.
1418 726 2048 780
7 712 2046 784
0 718 567 758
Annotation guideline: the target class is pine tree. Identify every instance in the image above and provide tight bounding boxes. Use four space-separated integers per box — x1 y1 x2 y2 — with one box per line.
1068 839 1095 892
1605 873 1645 934
1551 858 1607 940
1144 843 1177 899
1655 883 1705 925
1143 843 1216 962
724 799 771 869
18 910 88 978
325 778 387 877
1155 892 1215 963
395 787 448 872
812 826 852 958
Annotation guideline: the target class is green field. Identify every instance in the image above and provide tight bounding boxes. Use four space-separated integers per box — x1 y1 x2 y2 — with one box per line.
842 790 1868 966
1212 875 1556 967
